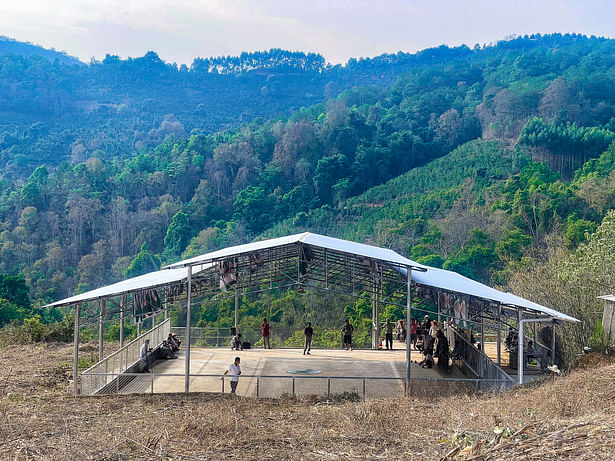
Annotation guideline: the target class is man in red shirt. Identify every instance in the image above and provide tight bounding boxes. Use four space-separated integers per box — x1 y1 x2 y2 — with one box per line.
261 318 271 349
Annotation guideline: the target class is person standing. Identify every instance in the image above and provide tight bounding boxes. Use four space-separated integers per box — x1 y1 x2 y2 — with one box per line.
341 319 354 351
223 357 241 394
140 339 151 372
384 318 394 350
410 319 418 348
261 318 271 349
435 329 450 372
303 322 313 355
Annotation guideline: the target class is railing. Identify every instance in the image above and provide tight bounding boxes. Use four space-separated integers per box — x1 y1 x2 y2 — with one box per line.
80 318 171 395
452 329 514 391
79 372 514 399
170 326 376 349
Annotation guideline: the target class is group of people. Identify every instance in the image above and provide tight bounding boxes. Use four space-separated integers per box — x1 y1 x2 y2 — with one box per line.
159 333 181 359
413 315 451 371
139 333 182 372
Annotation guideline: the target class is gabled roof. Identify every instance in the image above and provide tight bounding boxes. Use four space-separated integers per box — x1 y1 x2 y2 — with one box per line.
164 232 424 269
410 266 579 322
44 232 579 322
44 264 210 308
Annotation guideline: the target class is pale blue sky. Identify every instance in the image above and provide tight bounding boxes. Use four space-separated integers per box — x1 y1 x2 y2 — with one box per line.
1 0 613 64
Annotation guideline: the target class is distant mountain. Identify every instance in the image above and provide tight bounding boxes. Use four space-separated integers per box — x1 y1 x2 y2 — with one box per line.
0 36 82 66
2 33 606 178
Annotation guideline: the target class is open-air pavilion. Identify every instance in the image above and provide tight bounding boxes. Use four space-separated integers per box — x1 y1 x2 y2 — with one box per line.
45 232 578 398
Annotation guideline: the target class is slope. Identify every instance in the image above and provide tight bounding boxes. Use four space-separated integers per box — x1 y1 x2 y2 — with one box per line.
0 342 613 459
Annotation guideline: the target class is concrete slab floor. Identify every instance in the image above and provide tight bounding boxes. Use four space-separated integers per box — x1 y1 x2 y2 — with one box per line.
120 341 467 397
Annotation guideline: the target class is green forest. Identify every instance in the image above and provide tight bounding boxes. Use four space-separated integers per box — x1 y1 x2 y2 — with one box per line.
2 33 615 359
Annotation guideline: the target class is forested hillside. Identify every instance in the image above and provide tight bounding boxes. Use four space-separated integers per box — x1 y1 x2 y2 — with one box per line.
0 37 493 178
2 33 615 353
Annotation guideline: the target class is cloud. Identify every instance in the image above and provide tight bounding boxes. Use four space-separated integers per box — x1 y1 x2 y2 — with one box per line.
0 0 613 64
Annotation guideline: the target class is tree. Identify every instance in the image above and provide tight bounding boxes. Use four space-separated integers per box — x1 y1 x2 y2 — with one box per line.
163 211 192 259
125 243 161 278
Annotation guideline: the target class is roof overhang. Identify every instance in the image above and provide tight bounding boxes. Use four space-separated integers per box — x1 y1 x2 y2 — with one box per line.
44 232 579 323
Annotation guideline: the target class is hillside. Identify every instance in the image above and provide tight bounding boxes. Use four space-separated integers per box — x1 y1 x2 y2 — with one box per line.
0 36 81 66
1 33 614 178
0 343 613 459
2 34 615 363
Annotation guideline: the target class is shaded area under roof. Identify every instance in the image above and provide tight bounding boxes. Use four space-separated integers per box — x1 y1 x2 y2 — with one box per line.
44 232 578 322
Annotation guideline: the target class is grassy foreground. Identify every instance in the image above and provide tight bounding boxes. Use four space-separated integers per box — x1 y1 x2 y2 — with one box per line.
0 344 614 460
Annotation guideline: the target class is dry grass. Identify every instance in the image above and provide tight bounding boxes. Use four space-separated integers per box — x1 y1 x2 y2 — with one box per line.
0 344 614 460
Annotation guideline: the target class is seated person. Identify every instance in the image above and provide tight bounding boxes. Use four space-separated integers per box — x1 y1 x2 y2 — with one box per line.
231 333 243 351
167 333 179 352
160 340 177 359
171 333 181 348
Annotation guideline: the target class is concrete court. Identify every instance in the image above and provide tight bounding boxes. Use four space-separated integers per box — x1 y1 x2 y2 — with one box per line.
120 341 466 398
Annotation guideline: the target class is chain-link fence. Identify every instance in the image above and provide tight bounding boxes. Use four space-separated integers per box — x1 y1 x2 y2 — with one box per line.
170 326 375 349
81 319 171 395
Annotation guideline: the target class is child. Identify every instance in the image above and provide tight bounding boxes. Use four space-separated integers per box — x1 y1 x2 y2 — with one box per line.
223 357 241 394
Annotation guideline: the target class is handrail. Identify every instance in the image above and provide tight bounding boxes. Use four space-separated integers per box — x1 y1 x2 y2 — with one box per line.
452 329 514 386
83 318 171 374
80 318 171 395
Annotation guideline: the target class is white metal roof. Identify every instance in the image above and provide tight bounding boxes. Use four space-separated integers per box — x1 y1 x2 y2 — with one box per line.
44 231 578 322
164 232 424 269
598 294 615 302
43 263 210 308
409 266 578 322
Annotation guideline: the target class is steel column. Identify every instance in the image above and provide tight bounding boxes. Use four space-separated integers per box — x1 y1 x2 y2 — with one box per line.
405 268 412 392
234 287 239 336
185 265 193 393
73 303 80 397
480 313 485 351
119 295 125 349
551 321 556 365
98 299 105 362
496 304 502 366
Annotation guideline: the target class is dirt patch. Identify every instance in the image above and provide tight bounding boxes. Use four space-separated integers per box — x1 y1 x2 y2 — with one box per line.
0 344 614 459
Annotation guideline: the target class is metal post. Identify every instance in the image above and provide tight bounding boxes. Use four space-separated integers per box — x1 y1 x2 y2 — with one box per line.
256 377 260 398
73 303 81 397
327 378 331 397
292 376 295 396
185 265 193 394
99 299 105 362
518 310 523 384
518 316 554 385
119 295 125 349
496 304 502 366
480 314 485 352
234 287 239 336
372 289 377 349
551 321 556 364
137 319 141 336
437 292 441 324
405 267 412 394
362 378 366 400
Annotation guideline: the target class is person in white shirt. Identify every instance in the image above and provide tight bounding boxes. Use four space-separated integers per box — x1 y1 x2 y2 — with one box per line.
223 357 241 394
140 339 151 372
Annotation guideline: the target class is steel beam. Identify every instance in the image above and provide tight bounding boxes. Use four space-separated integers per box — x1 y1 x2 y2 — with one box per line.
185 265 193 393
73 303 80 397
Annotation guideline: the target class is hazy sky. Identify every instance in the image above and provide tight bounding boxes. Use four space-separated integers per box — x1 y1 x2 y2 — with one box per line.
1 0 614 64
